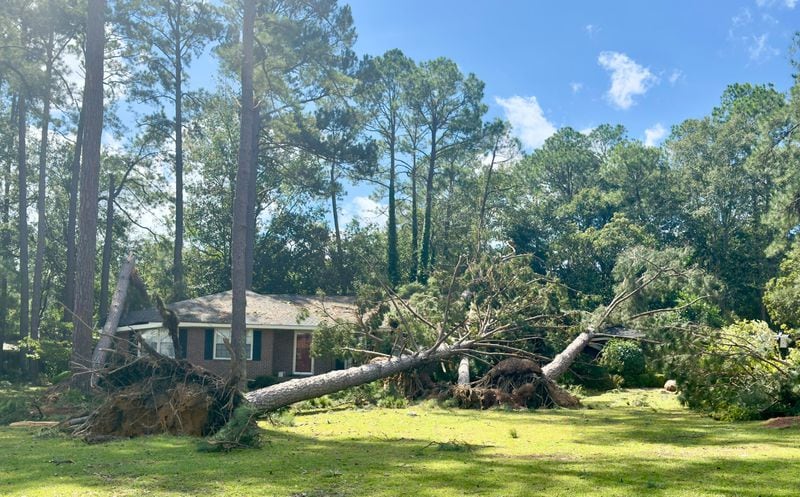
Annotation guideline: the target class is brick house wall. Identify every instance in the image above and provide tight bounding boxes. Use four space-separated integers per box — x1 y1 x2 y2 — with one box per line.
183 327 335 379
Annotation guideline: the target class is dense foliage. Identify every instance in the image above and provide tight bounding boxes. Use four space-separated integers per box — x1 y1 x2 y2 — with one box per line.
2 1 800 420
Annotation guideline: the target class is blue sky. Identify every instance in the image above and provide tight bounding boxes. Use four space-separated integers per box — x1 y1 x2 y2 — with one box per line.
346 0 799 149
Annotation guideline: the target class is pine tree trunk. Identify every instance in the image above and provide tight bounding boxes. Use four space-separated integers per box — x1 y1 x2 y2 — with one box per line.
420 126 436 282
173 31 185 301
63 108 84 323
457 356 470 385
245 107 260 290
0 97 15 372
409 152 418 282
230 0 256 390
17 92 29 372
541 330 595 382
31 29 54 361
387 133 399 286
330 162 345 292
99 175 115 322
246 344 468 411
90 253 134 387
72 0 106 390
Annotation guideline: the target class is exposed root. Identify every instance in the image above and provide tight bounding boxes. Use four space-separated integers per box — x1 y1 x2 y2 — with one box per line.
68 350 242 440
449 357 581 409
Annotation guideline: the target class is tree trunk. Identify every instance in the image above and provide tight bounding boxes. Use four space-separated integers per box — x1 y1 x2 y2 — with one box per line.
72 0 106 390
330 162 345 292
246 343 468 411
230 0 256 390
476 140 497 251
420 126 436 282
457 356 470 385
173 31 185 301
245 107 260 290
90 253 135 387
17 91 29 372
63 108 84 323
99 175 115 322
0 97 15 372
541 329 595 382
387 133 399 287
409 151 418 282
31 29 54 360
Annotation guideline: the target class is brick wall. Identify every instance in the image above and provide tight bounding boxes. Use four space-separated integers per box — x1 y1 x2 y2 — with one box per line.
184 327 336 379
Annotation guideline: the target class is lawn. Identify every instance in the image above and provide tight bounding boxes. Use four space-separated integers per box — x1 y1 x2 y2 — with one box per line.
0 389 798 496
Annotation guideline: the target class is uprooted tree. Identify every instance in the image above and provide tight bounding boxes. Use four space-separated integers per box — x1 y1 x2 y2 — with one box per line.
72 246 713 440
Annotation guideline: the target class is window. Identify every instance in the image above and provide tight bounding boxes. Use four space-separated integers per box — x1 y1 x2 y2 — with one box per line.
293 331 313 375
140 329 175 358
213 329 253 360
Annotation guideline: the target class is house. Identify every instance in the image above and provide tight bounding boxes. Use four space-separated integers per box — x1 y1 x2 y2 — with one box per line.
118 290 357 379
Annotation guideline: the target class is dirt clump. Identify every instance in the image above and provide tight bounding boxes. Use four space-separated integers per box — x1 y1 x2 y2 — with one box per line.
762 417 800 429
449 357 580 409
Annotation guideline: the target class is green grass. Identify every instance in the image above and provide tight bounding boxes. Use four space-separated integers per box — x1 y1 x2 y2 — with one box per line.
1 389 799 496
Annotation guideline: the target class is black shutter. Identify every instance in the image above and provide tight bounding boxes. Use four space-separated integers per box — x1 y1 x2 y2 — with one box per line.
204 329 214 360
252 330 262 361
178 328 188 359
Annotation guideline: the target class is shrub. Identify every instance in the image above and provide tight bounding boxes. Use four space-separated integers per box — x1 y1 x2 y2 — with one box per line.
671 320 800 420
599 339 646 382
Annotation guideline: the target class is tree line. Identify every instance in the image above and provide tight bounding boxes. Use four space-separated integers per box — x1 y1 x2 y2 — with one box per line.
1 0 800 390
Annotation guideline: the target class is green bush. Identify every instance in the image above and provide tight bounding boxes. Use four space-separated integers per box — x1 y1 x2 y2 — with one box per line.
599 340 646 382
671 320 800 420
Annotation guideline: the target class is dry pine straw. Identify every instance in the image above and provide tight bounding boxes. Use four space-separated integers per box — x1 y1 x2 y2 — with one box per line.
1 389 800 497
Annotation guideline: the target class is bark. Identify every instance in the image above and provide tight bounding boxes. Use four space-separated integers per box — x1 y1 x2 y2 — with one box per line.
17 91 29 370
63 107 84 322
419 124 437 282
476 139 497 251
172 19 185 301
387 134 399 286
409 151 418 282
246 343 468 411
0 97 15 371
31 27 54 354
330 162 345 292
245 107 260 290
457 356 470 385
72 0 106 390
99 175 115 322
230 0 256 390
90 253 135 387
541 329 595 382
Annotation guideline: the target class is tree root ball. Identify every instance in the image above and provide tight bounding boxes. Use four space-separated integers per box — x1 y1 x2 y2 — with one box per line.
449 358 580 410
71 355 242 440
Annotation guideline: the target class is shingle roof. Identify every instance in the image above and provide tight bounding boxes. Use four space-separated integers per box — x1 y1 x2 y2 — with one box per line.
119 291 358 328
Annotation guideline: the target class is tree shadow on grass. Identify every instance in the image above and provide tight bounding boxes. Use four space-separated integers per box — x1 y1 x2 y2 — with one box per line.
1 423 800 497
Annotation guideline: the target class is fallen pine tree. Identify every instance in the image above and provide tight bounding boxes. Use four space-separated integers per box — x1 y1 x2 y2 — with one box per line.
68 248 707 442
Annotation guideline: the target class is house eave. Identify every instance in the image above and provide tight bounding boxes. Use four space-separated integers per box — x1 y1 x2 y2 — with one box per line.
119 322 323 332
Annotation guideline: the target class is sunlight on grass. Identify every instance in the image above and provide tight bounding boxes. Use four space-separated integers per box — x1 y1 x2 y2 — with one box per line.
1 389 798 496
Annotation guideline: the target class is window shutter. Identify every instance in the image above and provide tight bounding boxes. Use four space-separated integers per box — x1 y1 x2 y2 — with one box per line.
204 329 214 360
178 328 188 359
252 330 262 361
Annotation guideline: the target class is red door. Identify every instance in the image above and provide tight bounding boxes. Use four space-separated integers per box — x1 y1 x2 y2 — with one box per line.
294 333 312 374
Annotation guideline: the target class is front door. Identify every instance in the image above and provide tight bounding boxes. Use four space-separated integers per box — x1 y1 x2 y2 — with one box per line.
294 332 313 374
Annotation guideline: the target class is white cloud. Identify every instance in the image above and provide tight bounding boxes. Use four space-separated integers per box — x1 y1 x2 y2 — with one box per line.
644 123 667 147
585 24 599 36
756 0 796 8
579 126 596 136
570 82 584 93
495 95 556 150
748 33 779 61
597 51 658 110
668 69 684 86
341 196 387 227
